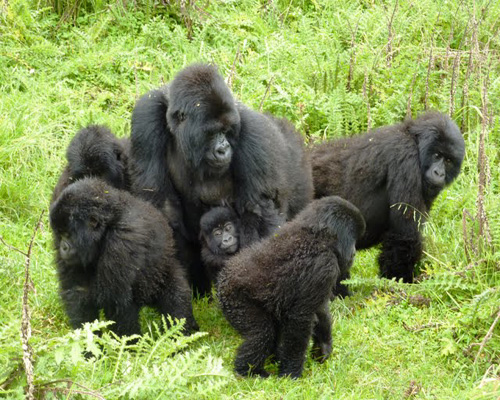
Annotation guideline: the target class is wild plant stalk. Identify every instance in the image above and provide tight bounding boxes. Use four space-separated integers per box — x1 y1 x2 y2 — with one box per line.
406 69 418 118
449 17 471 117
474 307 500 364
259 76 274 112
462 209 476 262
22 211 45 400
346 18 360 92
363 70 371 131
385 0 398 69
424 12 440 110
227 43 242 89
476 59 491 245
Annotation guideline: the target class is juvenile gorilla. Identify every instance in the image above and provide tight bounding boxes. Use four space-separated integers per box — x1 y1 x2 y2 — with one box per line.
130 63 313 293
217 196 366 378
310 112 465 283
52 125 131 203
199 207 240 283
50 178 198 336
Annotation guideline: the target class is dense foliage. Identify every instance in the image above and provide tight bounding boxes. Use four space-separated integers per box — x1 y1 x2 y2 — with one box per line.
1 0 499 398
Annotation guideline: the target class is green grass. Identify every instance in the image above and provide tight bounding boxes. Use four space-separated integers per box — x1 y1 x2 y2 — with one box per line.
1 0 499 398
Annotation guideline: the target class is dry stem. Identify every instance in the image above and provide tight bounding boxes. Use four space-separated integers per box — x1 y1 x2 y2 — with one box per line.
474 307 500 364
21 211 45 400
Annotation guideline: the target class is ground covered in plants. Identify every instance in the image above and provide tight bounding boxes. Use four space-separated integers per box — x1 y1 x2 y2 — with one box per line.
1 0 499 398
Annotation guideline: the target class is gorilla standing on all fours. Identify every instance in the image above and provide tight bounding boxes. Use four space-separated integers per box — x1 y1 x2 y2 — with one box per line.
51 125 131 204
217 196 366 378
130 63 313 294
310 112 465 283
50 178 198 336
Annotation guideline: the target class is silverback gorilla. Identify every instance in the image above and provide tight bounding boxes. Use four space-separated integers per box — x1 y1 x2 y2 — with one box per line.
50 178 198 336
310 112 465 283
130 64 313 294
217 196 366 378
52 125 130 204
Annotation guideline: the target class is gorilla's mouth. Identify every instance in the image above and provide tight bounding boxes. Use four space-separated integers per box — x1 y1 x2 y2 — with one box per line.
206 150 232 169
221 242 238 254
424 176 445 189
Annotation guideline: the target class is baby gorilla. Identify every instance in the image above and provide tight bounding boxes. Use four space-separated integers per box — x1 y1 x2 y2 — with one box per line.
50 178 198 336
199 207 240 283
51 125 130 204
217 196 365 378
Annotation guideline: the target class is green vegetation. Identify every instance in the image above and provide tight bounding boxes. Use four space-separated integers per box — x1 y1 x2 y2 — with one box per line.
1 0 499 398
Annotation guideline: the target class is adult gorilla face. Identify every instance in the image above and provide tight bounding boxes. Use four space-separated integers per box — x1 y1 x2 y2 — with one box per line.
410 113 465 202
166 65 241 175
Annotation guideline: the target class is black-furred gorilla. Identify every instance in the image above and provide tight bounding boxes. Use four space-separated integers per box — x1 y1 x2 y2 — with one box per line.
52 125 130 203
199 207 240 283
50 178 198 336
130 63 313 294
310 112 465 283
217 196 366 378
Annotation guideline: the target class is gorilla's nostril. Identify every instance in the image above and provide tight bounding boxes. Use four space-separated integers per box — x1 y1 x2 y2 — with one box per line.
433 169 442 177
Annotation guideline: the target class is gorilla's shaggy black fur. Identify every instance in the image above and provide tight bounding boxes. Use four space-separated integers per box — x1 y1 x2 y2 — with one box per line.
310 112 465 283
52 125 130 204
217 196 365 378
130 63 313 294
200 207 240 283
49 178 198 336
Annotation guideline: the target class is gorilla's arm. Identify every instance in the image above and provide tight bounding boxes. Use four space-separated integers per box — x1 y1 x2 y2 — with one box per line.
232 107 287 242
379 149 426 282
130 88 177 208
94 236 136 309
58 266 99 328
60 286 99 329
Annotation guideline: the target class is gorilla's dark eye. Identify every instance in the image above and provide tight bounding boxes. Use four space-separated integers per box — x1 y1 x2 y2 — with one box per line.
224 223 233 232
213 228 222 236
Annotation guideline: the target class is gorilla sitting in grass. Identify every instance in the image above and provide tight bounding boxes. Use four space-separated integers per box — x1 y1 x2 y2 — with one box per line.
50 178 198 336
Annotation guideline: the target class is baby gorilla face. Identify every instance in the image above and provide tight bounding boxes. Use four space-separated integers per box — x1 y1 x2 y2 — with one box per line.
212 221 238 255
200 206 241 256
